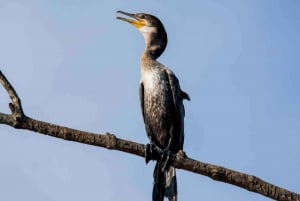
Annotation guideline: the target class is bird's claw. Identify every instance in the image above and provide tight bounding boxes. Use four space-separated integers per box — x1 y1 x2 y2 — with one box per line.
145 144 152 164
145 143 163 164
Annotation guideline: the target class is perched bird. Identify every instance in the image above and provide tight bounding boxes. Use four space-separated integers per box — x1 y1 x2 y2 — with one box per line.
117 11 190 201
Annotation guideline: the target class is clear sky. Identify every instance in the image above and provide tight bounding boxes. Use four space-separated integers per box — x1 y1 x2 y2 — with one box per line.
0 1 300 200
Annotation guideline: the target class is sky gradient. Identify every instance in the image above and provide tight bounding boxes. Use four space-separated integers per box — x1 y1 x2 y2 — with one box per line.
0 1 300 200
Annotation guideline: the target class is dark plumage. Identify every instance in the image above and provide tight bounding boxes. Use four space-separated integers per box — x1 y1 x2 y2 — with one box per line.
117 11 190 201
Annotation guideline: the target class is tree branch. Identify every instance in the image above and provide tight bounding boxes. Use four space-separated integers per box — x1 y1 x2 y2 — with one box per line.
0 70 299 201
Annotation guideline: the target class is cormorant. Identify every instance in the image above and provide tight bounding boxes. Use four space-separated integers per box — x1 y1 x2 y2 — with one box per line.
116 11 190 201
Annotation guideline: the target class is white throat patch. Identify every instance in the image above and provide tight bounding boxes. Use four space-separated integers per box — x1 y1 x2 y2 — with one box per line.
139 26 157 44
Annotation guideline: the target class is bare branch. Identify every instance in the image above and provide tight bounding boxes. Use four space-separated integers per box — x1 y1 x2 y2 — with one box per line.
0 70 25 127
0 70 299 201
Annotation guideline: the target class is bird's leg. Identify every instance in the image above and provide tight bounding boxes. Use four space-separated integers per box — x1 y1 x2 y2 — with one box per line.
160 149 172 173
145 143 163 164
159 137 174 173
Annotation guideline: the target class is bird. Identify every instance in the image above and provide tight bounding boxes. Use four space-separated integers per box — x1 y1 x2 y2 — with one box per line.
116 11 190 201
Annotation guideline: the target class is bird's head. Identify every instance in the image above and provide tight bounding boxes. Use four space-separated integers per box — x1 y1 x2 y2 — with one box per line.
116 10 167 59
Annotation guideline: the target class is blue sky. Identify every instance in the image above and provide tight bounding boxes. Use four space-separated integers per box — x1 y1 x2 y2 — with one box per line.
0 1 299 200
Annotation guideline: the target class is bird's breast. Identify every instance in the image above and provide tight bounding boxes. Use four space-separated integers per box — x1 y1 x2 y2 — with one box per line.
141 69 172 112
142 70 158 91
142 70 169 96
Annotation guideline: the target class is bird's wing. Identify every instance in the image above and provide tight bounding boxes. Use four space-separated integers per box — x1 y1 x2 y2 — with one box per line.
165 68 190 117
165 68 188 150
139 81 145 122
139 81 153 141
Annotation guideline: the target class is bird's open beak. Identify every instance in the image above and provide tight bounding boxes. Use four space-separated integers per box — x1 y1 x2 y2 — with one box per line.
116 10 146 29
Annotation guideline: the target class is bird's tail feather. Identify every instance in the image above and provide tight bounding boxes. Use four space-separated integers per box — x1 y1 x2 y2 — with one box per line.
153 162 177 201
165 166 177 201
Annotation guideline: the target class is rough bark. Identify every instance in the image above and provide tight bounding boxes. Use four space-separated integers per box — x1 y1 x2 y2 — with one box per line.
0 70 299 201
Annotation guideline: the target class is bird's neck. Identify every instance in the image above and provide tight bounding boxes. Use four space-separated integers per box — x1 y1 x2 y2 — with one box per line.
141 30 167 60
141 45 162 60
140 43 158 71
140 30 167 71
142 49 157 60
141 51 155 72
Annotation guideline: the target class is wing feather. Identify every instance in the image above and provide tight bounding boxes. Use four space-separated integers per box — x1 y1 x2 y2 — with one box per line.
139 81 145 122
165 68 189 150
165 68 190 116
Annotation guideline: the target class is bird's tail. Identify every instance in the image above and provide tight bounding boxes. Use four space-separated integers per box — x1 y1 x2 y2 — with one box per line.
153 163 177 201
165 166 177 201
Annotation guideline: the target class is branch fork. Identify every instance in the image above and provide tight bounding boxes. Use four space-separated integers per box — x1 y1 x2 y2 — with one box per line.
0 71 25 127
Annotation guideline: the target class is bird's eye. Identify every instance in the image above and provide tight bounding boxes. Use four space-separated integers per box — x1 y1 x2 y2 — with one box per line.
138 14 146 19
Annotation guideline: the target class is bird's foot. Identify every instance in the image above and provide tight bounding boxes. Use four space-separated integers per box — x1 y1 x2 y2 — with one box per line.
145 143 163 164
145 144 152 164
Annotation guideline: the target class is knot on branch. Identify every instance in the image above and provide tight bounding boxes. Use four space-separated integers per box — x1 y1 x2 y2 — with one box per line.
176 150 187 160
105 132 117 149
208 166 225 180
9 102 25 128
